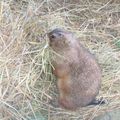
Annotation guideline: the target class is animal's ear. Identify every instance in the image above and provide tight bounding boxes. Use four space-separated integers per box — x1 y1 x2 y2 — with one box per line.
70 32 75 39
71 33 75 38
67 31 74 38
69 33 77 45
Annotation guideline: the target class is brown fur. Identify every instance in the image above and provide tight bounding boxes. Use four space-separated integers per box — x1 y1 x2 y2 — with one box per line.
48 28 102 110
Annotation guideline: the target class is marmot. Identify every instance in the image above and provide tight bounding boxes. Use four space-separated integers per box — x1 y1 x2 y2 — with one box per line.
48 28 103 110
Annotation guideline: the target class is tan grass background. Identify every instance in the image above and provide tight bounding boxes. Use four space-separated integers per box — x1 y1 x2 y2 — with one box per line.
0 0 120 120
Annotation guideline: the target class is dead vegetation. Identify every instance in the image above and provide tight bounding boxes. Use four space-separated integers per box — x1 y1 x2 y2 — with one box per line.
0 0 120 120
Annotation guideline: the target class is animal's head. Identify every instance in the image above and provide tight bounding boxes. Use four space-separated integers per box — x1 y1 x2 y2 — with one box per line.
48 28 75 52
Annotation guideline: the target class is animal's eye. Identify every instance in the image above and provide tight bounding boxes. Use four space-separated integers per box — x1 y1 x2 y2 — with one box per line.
58 33 62 37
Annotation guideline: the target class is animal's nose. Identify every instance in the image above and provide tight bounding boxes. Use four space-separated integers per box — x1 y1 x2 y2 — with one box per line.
48 29 63 39
50 33 59 39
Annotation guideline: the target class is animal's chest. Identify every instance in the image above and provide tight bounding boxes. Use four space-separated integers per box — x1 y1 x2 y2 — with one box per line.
53 59 69 76
57 75 71 97
53 62 71 96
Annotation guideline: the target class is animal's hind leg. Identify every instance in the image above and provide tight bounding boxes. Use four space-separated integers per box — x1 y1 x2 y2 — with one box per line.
59 98 77 110
88 97 107 106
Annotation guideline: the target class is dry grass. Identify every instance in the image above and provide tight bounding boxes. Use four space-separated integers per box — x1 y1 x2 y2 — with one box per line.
0 0 120 120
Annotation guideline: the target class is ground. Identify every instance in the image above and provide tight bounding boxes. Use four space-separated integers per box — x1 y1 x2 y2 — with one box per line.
0 0 120 120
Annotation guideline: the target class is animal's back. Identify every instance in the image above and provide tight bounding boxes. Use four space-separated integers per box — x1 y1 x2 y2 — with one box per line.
62 43 101 109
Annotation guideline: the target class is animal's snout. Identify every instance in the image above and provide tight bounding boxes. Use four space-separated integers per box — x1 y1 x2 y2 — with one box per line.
48 28 63 39
50 33 59 39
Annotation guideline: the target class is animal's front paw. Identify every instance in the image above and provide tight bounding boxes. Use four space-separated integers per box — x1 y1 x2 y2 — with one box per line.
49 99 59 108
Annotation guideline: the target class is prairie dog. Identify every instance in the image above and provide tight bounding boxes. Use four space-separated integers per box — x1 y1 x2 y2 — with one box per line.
48 28 102 110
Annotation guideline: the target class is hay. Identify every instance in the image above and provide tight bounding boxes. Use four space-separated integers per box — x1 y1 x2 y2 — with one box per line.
0 0 120 120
